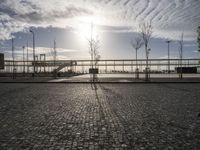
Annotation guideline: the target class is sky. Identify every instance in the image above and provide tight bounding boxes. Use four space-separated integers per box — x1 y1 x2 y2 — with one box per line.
0 0 200 60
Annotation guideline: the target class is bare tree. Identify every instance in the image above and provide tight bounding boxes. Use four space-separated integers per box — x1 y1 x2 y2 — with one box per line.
93 37 101 69
88 23 100 82
140 22 153 81
131 37 144 79
89 38 99 68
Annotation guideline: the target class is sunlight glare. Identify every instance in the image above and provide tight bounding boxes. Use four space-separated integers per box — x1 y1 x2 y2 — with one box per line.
76 15 100 40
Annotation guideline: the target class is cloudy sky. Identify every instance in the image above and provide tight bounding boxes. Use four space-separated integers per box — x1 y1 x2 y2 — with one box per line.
0 0 200 60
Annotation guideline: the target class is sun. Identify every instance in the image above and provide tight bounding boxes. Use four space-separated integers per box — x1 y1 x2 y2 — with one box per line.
76 15 99 40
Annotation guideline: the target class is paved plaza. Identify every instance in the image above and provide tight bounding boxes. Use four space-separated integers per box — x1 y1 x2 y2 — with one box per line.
0 74 200 83
0 83 200 149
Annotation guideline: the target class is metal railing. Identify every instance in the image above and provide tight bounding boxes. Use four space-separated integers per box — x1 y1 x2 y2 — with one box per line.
0 58 199 74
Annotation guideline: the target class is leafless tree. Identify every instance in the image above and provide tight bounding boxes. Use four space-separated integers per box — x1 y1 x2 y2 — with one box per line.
88 23 100 82
88 38 100 81
140 22 153 81
93 38 101 69
131 37 144 79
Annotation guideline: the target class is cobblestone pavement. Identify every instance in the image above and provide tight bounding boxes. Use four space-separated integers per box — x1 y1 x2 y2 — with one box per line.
1 74 200 83
0 83 200 149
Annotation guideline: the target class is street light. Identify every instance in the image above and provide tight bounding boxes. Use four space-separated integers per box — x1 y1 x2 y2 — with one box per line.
30 29 35 77
26 41 29 73
11 38 16 79
166 40 171 73
22 46 25 75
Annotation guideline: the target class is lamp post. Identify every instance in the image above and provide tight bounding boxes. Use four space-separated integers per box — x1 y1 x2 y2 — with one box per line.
179 33 184 79
11 38 16 79
30 30 35 77
135 48 139 79
53 40 57 79
166 40 171 73
22 46 25 75
27 42 29 73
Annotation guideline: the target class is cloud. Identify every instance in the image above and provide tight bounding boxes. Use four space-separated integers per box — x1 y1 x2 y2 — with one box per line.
98 25 132 33
0 0 93 40
0 0 200 41
184 43 198 47
2 46 89 60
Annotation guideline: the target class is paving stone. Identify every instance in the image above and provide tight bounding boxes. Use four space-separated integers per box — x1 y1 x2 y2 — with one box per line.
0 83 200 149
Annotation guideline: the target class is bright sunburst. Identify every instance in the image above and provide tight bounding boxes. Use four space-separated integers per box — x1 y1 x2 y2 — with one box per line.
76 15 100 40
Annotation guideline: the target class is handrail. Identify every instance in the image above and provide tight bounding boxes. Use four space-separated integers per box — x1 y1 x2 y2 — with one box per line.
3 58 200 63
